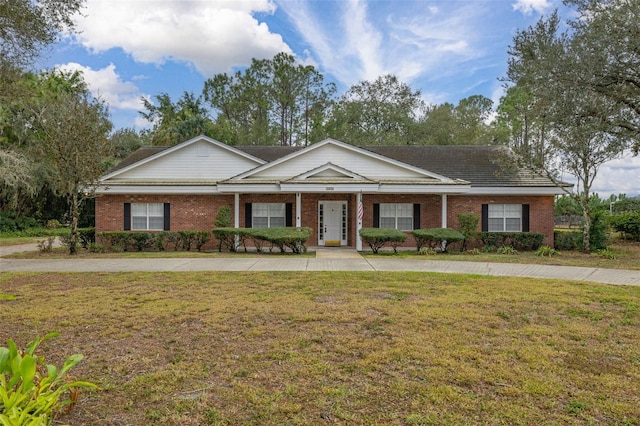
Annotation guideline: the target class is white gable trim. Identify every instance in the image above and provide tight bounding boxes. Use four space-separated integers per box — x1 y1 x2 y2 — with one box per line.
100 135 266 181
230 138 455 182
294 162 368 180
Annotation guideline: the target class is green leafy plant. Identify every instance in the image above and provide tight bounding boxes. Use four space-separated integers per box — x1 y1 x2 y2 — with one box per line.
417 247 437 256
496 246 519 255
457 213 479 251
465 248 481 255
595 248 616 260
0 333 98 425
535 245 559 257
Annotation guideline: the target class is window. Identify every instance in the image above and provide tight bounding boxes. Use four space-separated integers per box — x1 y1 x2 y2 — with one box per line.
488 204 522 232
380 203 414 230
252 203 285 228
132 203 164 230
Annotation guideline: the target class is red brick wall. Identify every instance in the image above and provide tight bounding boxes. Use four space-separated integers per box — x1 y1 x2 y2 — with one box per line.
447 194 556 246
96 192 556 248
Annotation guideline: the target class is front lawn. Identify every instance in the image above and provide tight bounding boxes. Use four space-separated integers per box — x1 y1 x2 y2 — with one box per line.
1 272 638 425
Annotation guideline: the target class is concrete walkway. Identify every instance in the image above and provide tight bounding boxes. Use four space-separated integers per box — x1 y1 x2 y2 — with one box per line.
1 244 639 286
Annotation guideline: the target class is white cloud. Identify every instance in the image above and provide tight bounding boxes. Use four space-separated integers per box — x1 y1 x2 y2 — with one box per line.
69 0 290 77
56 62 147 111
276 0 485 89
512 0 552 15
590 154 640 198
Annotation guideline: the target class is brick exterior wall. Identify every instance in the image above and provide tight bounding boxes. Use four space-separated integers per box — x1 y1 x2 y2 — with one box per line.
96 192 556 249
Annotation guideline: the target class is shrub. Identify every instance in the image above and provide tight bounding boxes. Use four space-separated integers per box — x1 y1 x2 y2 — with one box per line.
479 232 544 251
554 230 583 250
595 248 616 260
589 210 608 251
412 228 464 252
212 227 239 252
465 248 481 255
359 228 407 253
609 212 640 241
130 232 154 251
457 213 479 251
0 333 98 424
37 236 57 253
215 205 232 228
536 245 559 257
497 246 519 255
46 219 61 229
78 227 95 249
193 231 212 251
257 227 312 253
417 247 437 256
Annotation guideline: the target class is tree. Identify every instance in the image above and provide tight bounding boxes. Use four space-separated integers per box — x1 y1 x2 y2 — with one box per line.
563 0 640 154
203 53 335 146
1 0 85 214
327 74 425 145
502 11 632 252
140 92 218 146
28 72 112 254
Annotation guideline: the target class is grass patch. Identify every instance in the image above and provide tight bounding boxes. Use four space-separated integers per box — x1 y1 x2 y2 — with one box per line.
1 271 639 425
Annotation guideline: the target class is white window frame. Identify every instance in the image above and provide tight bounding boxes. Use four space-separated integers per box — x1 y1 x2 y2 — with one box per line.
131 203 164 231
252 203 286 228
380 203 414 231
488 204 522 232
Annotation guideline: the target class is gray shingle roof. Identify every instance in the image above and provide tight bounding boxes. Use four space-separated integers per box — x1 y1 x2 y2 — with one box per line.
107 143 562 187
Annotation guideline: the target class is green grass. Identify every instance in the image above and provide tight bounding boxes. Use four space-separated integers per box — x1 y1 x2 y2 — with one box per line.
1 271 639 425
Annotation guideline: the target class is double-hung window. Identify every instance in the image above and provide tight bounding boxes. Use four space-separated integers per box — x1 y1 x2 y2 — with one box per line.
131 203 165 230
380 203 414 231
252 203 285 228
488 204 522 232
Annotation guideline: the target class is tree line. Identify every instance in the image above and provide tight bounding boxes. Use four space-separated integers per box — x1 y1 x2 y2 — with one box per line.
1 0 638 253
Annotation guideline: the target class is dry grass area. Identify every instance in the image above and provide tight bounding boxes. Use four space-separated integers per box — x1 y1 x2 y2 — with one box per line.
1 272 639 425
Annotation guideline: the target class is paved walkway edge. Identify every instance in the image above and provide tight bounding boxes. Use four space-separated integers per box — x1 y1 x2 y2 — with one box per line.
1 257 638 286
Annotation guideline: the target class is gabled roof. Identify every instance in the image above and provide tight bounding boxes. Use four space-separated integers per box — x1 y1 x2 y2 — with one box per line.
230 138 455 182
101 135 265 181
103 138 565 189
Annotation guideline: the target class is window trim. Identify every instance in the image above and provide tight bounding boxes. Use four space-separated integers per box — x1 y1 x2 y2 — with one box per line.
131 202 165 231
487 203 522 232
379 203 414 231
251 202 286 228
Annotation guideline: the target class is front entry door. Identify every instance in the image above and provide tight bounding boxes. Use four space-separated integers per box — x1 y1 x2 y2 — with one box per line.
319 201 347 246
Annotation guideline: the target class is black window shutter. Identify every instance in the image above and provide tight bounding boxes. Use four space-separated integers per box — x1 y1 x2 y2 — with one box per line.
413 203 421 230
245 203 252 228
285 203 293 227
481 204 489 232
522 204 530 232
124 203 131 230
373 203 380 228
164 203 171 231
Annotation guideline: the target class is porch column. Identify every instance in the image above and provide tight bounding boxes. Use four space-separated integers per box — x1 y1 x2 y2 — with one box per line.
356 192 363 251
234 193 240 250
295 193 301 227
441 194 448 228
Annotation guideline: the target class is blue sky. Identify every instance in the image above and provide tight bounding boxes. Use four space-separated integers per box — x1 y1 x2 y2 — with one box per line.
42 0 638 197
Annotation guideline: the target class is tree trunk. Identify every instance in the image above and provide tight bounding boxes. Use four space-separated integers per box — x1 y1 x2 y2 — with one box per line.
68 191 79 255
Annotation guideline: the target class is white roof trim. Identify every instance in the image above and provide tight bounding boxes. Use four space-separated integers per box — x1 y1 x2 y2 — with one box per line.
100 135 266 181
95 185 220 194
230 138 455 182
469 186 566 195
293 162 367 180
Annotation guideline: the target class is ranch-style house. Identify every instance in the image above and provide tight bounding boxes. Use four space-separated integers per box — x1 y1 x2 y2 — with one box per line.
95 136 567 249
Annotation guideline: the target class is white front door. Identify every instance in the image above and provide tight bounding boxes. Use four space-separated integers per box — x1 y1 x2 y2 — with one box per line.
319 201 347 246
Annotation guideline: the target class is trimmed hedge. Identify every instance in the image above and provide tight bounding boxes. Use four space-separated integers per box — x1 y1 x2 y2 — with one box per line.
479 232 544 251
359 228 407 253
212 227 312 253
97 230 212 252
412 228 464 252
